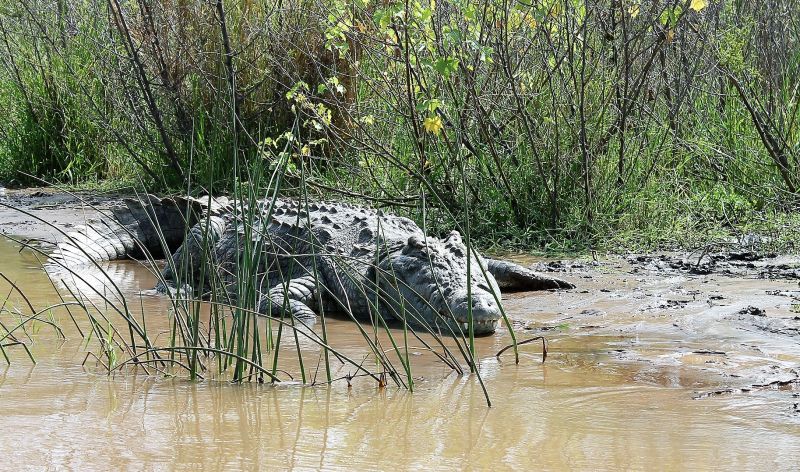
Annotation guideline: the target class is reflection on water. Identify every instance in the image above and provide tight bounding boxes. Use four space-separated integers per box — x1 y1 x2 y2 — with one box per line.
1 238 799 470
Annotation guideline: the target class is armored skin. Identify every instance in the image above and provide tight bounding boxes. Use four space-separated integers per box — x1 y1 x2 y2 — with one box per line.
50 196 573 334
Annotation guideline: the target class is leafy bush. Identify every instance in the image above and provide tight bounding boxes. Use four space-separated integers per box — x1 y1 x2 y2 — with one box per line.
1 0 799 249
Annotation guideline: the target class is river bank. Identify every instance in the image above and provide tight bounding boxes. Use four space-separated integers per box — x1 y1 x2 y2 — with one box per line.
0 188 798 469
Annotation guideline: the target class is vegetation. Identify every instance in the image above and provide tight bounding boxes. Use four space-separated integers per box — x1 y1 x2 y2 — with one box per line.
1 0 800 250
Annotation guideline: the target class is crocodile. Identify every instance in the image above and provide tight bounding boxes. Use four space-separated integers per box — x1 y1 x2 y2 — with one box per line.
50 196 573 335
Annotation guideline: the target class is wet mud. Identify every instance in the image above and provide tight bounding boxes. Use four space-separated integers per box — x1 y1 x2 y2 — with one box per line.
0 187 121 242
521 251 800 399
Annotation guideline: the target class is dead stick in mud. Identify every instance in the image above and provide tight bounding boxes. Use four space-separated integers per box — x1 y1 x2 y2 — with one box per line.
496 336 548 363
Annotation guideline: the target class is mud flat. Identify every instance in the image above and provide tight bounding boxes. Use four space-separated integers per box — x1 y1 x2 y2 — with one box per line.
518 253 800 399
0 187 122 242
0 191 798 469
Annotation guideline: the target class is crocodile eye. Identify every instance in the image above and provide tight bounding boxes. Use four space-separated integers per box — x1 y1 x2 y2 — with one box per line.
407 235 425 249
445 230 462 244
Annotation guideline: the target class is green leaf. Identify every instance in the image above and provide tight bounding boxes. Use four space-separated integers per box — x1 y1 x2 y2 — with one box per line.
464 4 477 21
433 57 459 78
416 98 442 113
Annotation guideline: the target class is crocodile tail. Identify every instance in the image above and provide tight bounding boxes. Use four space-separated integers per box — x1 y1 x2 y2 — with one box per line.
50 195 229 268
485 258 575 291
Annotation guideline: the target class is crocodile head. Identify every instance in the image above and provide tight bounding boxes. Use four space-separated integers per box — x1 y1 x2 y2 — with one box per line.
377 230 503 335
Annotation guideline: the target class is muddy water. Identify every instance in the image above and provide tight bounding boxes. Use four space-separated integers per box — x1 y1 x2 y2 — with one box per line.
1 238 799 470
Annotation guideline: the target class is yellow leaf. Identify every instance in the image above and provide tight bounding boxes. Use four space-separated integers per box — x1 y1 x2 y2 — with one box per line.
629 4 640 18
423 115 443 136
301 145 311 156
666 29 675 42
690 0 707 11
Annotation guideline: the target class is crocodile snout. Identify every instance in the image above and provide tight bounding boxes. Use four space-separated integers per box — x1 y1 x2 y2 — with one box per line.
449 291 501 334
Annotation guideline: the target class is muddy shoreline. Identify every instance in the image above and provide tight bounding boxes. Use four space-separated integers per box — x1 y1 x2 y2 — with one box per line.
0 187 124 242
1 188 798 408
506 253 800 410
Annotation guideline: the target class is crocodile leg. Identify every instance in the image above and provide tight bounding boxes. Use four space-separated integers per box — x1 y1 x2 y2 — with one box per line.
485 259 575 291
258 275 319 320
157 216 227 295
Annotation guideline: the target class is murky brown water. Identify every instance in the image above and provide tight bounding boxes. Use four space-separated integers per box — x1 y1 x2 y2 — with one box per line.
1 237 799 470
